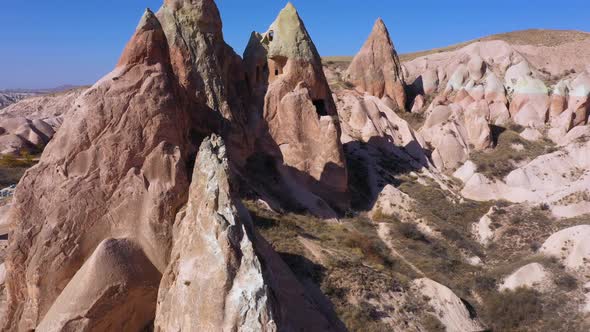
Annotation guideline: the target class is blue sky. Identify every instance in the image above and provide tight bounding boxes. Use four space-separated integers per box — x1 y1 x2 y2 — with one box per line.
1 0 589 89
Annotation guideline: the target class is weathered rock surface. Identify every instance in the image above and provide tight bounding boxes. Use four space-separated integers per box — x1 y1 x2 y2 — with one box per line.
154 135 276 330
346 18 406 110
157 0 252 166
0 88 84 155
499 263 551 291
0 92 36 110
412 278 484 332
420 102 492 171
36 238 161 332
155 135 341 332
1 10 193 330
541 225 590 273
244 3 348 216
460 137 590 218
509 76 549 127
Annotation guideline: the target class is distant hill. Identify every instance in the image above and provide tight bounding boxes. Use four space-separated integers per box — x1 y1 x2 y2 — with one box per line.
323 29 590 66
0 85 86 109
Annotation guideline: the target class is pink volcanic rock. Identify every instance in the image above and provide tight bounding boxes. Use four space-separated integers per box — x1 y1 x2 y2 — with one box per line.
1 9 194 330
346 18 407 110
484 72 507 104
411 94 426 113
568 72 590 127
489 101 511 125
0 89 84 155
36 238 162 332
550 80 569 118
509 77 549 127
157 0 253 165
154 135 342 332
243 3 348 215
465 100 492 150
422 68 440 95
468 54 486 81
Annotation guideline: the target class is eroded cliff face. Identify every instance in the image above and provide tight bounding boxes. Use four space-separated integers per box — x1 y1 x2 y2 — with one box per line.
155 135 278 331
1 9 192 330
244 3 349 217
155 135 342 332
0 2 348 331
157 0 253 166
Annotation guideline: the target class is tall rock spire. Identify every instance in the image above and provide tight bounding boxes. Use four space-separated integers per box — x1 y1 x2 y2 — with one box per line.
244 3 349 217
1 8 192 330
347 18 407 111
157 0 245 121
154 135 344 331
157 0 253 166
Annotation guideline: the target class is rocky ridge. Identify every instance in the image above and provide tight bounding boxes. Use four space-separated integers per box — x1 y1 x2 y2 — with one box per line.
0 2 588 332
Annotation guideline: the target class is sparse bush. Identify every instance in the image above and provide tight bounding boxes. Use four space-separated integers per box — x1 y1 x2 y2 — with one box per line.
421 314 445 332
555 274 578 291
475 275 497 292
484 288 544 331
538 203 550 211
397 223 428 242
339 301 391 332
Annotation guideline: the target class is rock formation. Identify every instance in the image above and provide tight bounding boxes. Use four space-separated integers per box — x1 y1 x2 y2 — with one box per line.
155 135 342 332
1 9 193 330
412 278 484 332
154 135 277 330
346 18 407 111
0 88 84 155
499 263 551 292
541 225 590 273
0 3 348 330
243 3 348 216
157 0 253 165
509 76 550 127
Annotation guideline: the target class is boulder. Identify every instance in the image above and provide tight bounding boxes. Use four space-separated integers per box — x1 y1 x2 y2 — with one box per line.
484 72 507 104
472 207 495 246
520 128 543 141
346 18 406 110
465 100 492 150
446 64 469 92
499 263 551 292
541 225 590 272
412 278 485 332
36 238 161 332
421 68 440 95
411 94 425 113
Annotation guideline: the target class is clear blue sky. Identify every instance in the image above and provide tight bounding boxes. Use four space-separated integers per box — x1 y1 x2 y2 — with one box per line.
1 0 589 89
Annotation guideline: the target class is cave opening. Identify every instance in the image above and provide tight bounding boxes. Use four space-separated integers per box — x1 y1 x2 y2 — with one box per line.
313 99 328 117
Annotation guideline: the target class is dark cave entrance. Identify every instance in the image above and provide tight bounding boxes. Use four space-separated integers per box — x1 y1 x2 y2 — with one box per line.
313 99 328 117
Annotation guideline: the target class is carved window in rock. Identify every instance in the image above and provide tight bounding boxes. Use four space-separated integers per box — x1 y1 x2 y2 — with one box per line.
269 57 287 80
268 30 274 42
313 99 328 117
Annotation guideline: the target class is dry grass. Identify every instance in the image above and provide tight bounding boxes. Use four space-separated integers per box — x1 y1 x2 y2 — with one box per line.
400 29 590 62
470 125 557 179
